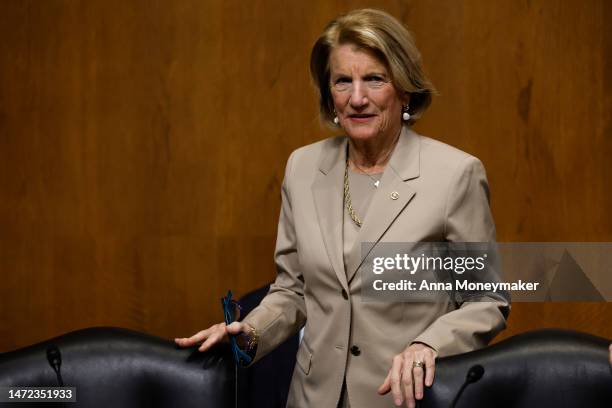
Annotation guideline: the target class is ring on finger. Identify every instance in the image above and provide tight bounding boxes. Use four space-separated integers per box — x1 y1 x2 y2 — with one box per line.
412 361 424 369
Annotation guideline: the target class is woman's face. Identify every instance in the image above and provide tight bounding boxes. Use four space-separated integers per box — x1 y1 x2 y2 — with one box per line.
329 44 406 143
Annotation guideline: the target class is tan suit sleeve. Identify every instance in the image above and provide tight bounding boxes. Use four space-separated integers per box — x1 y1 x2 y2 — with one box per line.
412 156 510 356
242 151 307 362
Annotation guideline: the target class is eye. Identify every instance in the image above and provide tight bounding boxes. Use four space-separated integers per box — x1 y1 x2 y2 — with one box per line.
331 76 352 92
365 75 386 86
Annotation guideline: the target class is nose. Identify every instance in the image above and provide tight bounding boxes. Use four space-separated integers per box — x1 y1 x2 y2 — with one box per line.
349 81 369 109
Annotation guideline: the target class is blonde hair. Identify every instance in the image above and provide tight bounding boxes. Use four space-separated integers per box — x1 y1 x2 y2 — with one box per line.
310 9 435 126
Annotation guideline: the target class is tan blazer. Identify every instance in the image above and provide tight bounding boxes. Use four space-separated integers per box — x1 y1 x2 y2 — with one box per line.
244 127 508 408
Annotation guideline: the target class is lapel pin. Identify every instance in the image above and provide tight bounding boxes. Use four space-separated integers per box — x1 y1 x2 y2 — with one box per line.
390 191 399 200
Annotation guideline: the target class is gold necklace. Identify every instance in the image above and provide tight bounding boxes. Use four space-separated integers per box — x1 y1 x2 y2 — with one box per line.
344 159 363 227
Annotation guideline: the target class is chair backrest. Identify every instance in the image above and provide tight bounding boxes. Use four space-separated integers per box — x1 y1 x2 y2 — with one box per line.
422 329 612 408
0 327 234 408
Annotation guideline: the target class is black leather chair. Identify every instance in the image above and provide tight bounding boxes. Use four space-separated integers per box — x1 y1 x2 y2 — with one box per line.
2 325 611 408
423 329 612 408
0 327 234 408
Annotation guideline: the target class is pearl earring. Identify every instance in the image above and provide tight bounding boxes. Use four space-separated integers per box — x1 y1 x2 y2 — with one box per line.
333 116 339 124
402 105 411 121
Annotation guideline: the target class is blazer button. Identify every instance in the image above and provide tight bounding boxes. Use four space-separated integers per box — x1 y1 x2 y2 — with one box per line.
350 345 361 356
342 289 348 299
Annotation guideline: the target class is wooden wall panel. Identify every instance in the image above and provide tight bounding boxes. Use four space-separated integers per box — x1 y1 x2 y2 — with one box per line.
0 0 610 351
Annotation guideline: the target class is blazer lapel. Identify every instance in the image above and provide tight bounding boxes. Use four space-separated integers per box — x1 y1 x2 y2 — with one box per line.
312 137 350 291
346 127 421 283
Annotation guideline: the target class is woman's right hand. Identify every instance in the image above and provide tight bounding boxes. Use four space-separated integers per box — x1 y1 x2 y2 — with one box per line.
174 321 252 352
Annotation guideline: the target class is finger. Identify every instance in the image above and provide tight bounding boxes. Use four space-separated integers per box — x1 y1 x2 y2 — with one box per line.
412 363 424 400
377 371 392 395
424 352 436 387
198 329 226 352
175 328 213 347
402 354 415 408
390 355 404 406
174 330 206 346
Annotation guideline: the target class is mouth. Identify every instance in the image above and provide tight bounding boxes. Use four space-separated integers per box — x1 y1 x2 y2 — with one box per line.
348 113 376 122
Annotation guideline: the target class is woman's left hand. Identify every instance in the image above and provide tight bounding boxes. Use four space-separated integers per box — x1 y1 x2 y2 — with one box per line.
377 342 437 408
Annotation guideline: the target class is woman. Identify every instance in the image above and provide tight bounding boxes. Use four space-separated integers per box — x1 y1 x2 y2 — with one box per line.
177 9 508 408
